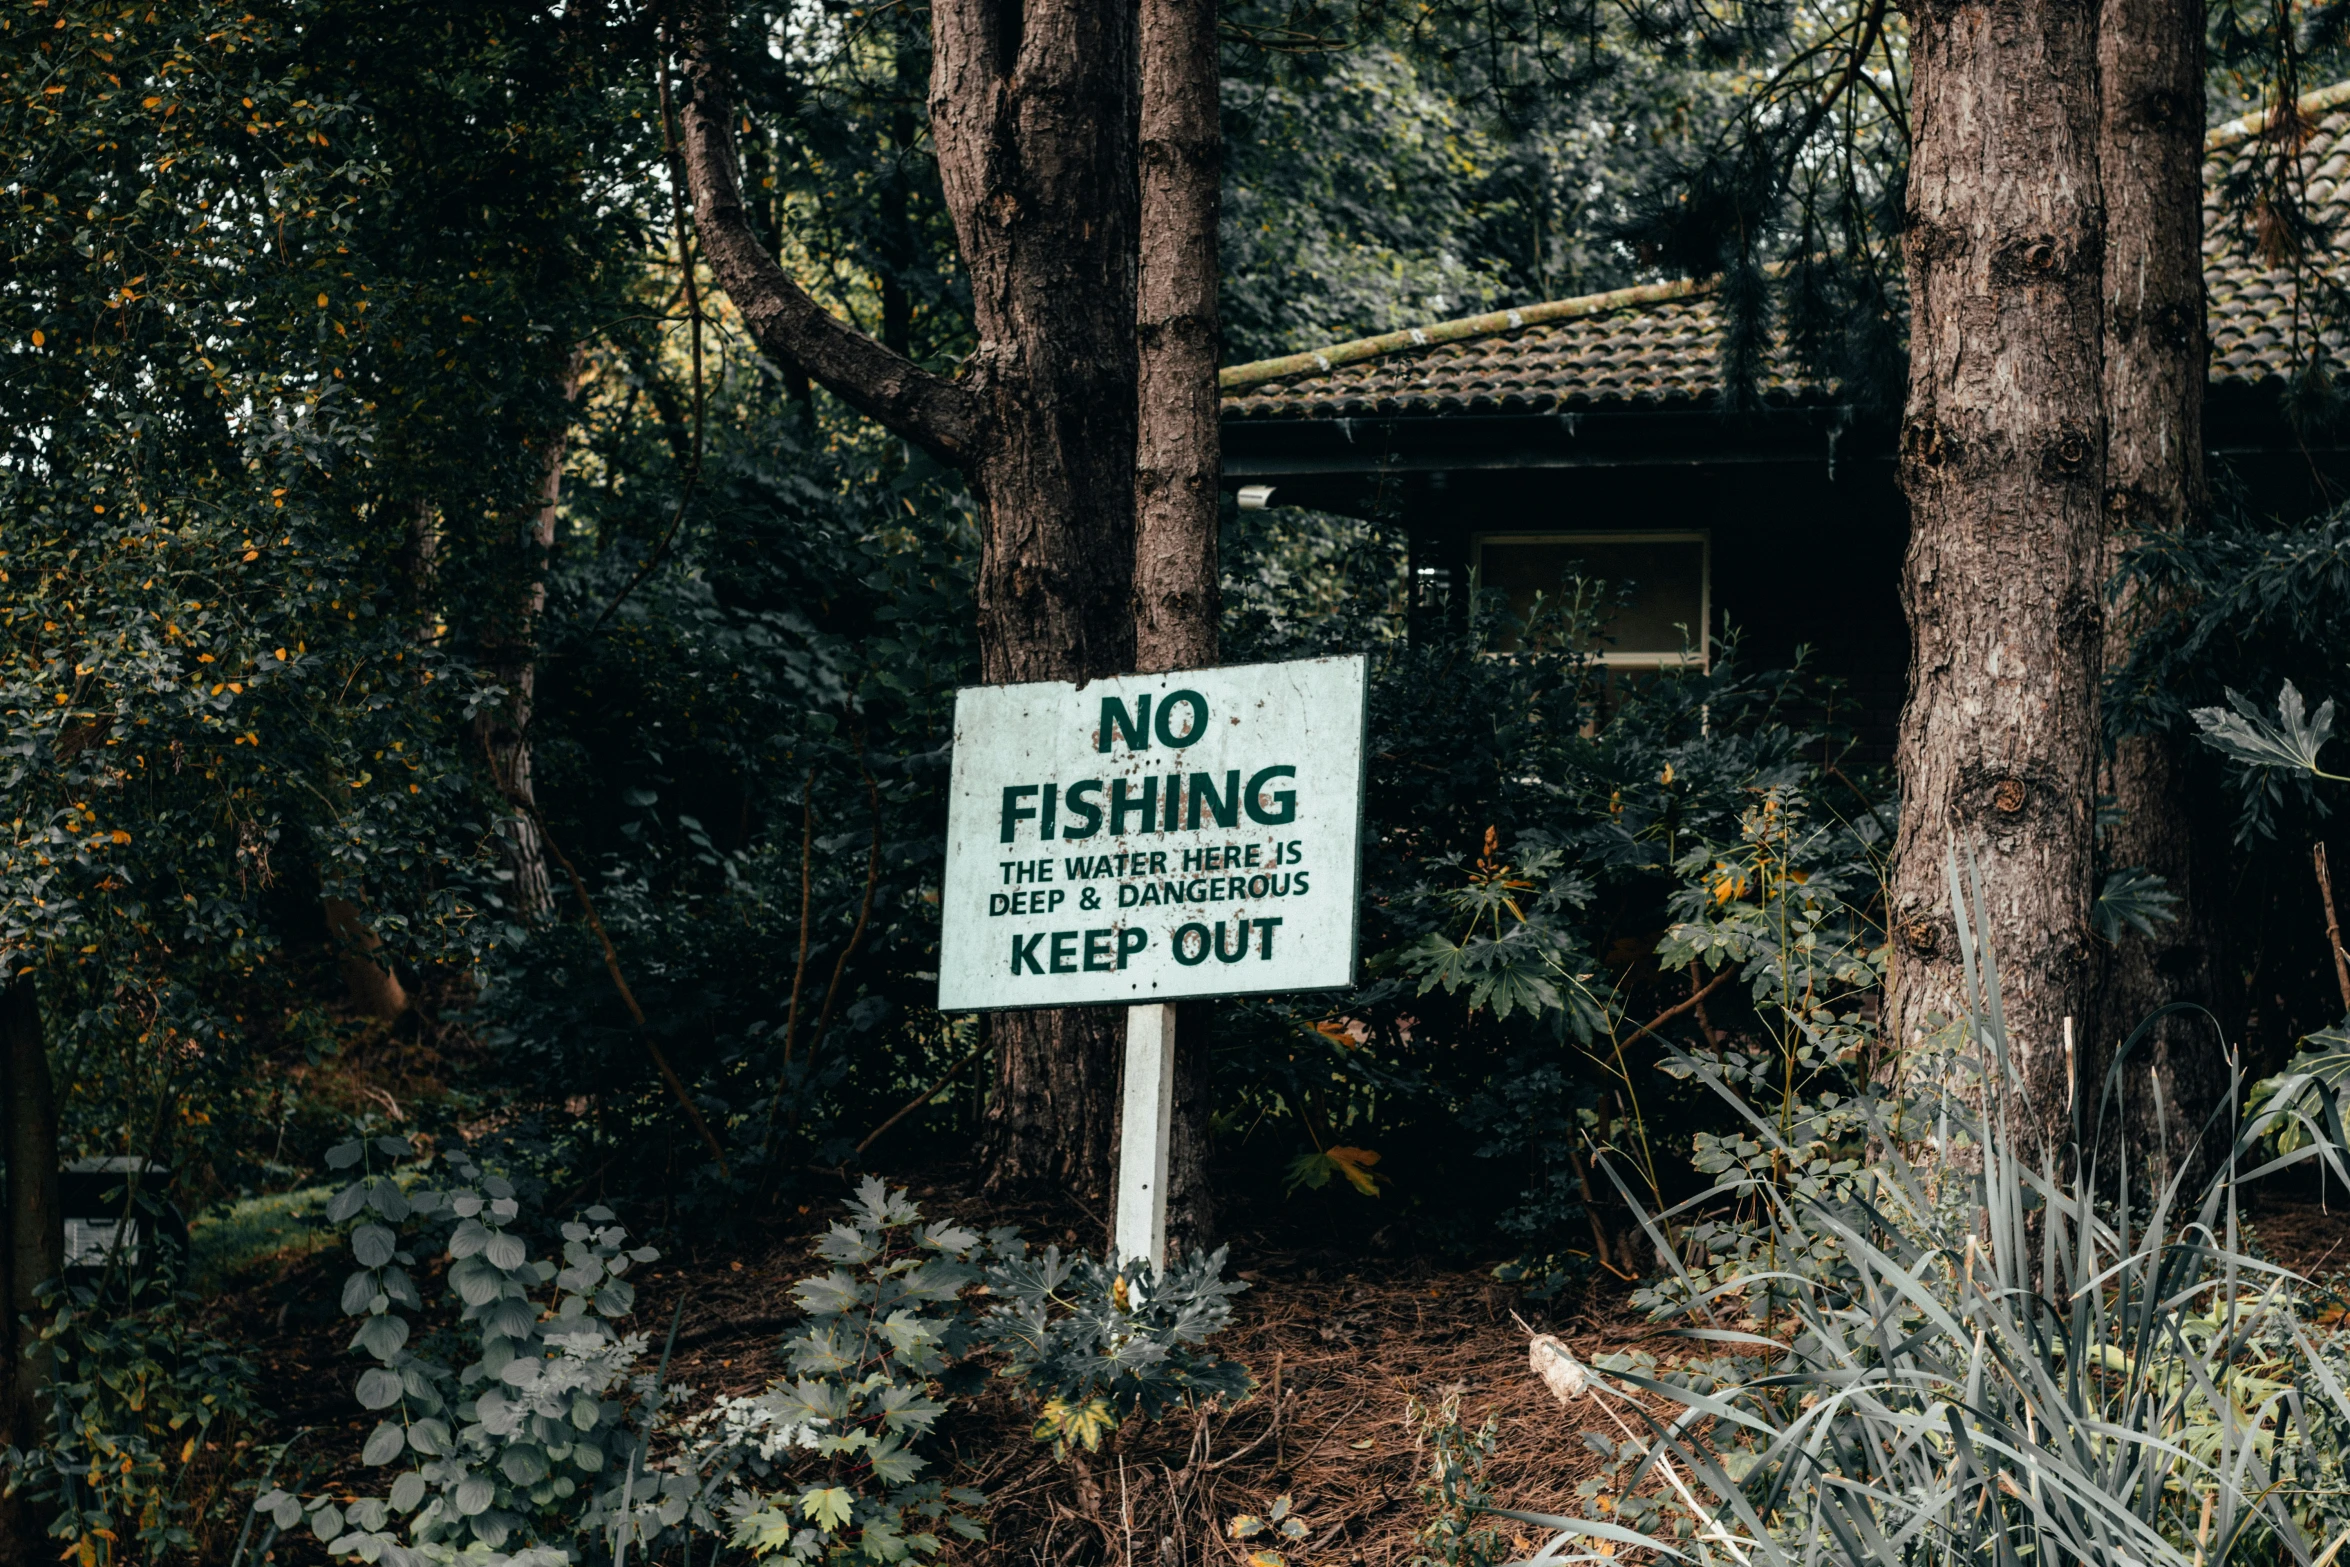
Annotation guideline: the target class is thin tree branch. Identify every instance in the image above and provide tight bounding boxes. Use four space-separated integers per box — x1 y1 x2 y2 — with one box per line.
1615 967 1736 1055
759 769 819 1162
679 1 982 465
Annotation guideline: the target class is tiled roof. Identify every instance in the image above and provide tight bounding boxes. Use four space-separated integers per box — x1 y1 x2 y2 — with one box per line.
1222 81 2350 422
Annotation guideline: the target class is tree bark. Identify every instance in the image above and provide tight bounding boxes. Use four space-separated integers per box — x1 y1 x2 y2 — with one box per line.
2095 0 2224 1174
474 364 582 927
1892 0 2105 1156
0 976 59 1560
1133 0 1223 1254
682 0 1138 1195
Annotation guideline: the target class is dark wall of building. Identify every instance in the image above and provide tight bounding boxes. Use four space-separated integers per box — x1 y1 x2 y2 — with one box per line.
1395 455 1911 759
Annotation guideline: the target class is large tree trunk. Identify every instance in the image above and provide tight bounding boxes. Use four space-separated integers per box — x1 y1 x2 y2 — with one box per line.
1892 0 2105 1155
2095 0 2224 1175
1133 0 1223 1255
0 977 59 1560
682 0 1137 1197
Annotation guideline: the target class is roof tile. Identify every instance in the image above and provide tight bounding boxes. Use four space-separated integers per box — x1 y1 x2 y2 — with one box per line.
1224 95 2350 421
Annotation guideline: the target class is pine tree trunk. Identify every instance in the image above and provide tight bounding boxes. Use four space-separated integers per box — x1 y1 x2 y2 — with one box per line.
1892 0 2106 1154
931 0 1138 1200
1133 0 1223 1254
2096 0 2225 1173
683 0 1138 1196
0 976 59 1560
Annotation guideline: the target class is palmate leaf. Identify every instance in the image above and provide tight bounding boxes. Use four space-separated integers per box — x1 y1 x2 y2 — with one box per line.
799 1484 857 1532
2193 680 2340 775
1395 926 1563 1021
2093 865 2181 942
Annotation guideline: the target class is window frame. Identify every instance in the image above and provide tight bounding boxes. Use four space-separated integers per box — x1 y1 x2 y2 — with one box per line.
1468 529 1713 669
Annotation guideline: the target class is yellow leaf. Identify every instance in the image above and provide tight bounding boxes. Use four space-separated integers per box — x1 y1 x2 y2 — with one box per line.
1324 1146 1384 1196
30 330 44 347
1034 1396 1119 1454
1247 1553 1287 1567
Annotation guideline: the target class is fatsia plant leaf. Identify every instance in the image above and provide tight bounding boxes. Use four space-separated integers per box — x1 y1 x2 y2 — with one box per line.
2193 680 2339 774
2093 865 2181 941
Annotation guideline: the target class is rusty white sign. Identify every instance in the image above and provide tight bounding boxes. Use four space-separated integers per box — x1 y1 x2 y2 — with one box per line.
937 655 1367 1011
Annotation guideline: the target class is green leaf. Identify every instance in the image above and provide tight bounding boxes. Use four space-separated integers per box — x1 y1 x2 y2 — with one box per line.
355 1368 403 1410
2094 865 2181 942
361 1420 405 1465
350 1313 408 1360
2194 680 2339 775
389 1472 427 1512
351 1222 397 1267
500 1444 549 1485
801 1485 857 1532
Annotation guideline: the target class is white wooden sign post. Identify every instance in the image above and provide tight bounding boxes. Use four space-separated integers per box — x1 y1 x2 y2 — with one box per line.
939 655 1368 1270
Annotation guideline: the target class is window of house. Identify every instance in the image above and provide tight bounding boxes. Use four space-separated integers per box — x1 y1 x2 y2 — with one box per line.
1470 531 1710 665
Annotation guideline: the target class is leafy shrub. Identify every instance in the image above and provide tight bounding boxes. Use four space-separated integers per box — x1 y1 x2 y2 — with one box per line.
253 1135 668 1566
8 1275 262 1566
709 1178 1251 1559
267 1170 1249 1566
1406 1394 1510 1567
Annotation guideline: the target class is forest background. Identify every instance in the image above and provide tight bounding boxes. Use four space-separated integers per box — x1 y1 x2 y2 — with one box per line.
13 0 2350 1563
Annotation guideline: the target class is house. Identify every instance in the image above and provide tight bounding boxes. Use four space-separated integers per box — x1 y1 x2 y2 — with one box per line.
1217 82 2350 747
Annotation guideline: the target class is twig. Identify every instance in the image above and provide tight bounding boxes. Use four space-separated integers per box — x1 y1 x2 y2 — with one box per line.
1282 1396 1368 1474
853 1036 992 1157
483 735 729 1175
1200 1396 1287 1474
2316 842 2350 1013
1616 967 1734 1054
758 771 820 1164
1120 1455 1135 1567
1271 1350 1284 1469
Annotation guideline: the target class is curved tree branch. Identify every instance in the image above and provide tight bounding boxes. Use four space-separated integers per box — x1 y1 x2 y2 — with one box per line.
678 6 982 467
